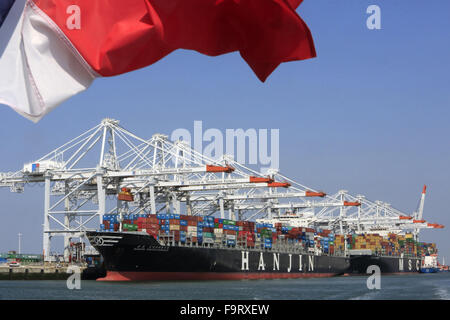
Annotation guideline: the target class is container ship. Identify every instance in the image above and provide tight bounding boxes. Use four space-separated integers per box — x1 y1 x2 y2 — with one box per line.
86 214 351 281
86 212 437 281
345 233 436 275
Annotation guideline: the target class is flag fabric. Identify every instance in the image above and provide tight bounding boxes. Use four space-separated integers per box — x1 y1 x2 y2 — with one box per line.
0 0 315 122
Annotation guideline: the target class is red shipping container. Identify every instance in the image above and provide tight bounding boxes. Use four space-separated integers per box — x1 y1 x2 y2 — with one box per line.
148 217 158 224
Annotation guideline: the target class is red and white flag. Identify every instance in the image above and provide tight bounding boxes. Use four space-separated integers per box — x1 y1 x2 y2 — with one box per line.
0 0 315 122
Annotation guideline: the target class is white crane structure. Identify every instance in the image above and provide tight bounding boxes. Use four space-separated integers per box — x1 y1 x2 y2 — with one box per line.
0 119 443 261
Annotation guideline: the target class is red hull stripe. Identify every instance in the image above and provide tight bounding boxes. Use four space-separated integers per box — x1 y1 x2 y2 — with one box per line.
98 271 338 282
342 272 419 277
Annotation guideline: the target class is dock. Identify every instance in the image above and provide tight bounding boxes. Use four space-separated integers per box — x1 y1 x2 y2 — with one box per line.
0 264 105 280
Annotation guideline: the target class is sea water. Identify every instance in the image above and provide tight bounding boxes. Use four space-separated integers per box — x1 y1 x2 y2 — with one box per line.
0 273 449 300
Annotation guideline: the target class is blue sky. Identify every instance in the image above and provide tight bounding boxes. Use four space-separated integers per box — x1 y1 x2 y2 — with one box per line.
0 1 449 261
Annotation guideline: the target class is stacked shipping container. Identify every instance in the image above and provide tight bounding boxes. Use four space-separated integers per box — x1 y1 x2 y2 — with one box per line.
341 232 437 257
100 215 327 251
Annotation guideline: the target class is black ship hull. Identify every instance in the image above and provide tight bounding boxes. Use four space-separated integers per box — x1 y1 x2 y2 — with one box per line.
86 231 351 281
349 255 422 274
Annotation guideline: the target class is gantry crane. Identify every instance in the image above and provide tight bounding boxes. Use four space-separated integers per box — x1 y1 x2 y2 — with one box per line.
0 119 443 261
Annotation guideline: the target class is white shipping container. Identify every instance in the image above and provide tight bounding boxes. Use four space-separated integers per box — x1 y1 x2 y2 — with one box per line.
169 225 180 231
214 228 223 234
23 160 64 173
203 238 214 244
226 234 236 240
187 226 197 232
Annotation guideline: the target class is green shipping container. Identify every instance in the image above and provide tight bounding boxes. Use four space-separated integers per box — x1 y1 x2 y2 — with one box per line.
123 223 138 231
224 220 236 225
